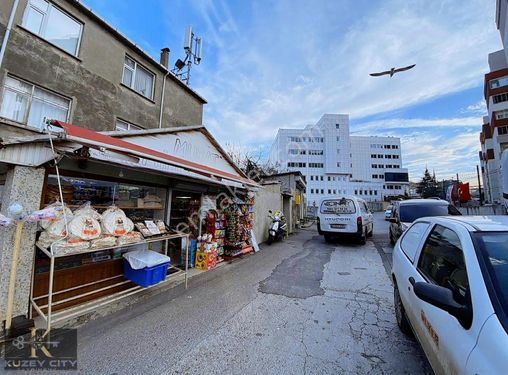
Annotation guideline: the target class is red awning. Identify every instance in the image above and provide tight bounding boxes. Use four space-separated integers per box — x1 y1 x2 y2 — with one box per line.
50 120 257 187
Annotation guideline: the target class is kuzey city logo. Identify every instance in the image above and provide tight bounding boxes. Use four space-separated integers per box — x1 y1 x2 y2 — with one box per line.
4 328 77 370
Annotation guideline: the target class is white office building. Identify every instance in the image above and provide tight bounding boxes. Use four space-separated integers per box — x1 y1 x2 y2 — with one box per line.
269 114 409 208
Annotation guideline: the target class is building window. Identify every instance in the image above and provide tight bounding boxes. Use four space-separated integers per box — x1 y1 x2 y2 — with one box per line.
336 136 340 141
122 56 155 100
22 0 83 56
374 190 377 195
386 155 392 159
493 93 508 104
336 162 341 167
320 189 324 194
0 76 70 130
310 189 314 194
116 119 143 131
288 162 306 168
309 163 324 168
490 76 508 89
495 109 508 120
308 150 323 155
498 126 508 135
336 124 340 129
289 136 302 142
372 164 377 168
378 164 384 168
328 189 332 194
378 154 383 158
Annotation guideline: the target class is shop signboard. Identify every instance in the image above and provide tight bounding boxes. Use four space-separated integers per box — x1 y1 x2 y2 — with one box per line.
124 130 239 175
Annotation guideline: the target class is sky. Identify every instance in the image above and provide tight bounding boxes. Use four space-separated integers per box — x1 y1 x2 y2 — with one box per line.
82 0 502 183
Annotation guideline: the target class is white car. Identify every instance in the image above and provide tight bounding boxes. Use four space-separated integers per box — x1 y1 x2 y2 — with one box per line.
392 216 508 375
316 195 374 243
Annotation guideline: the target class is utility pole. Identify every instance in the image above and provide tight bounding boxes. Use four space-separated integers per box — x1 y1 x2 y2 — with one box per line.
476 165 483 205
456 173 460 207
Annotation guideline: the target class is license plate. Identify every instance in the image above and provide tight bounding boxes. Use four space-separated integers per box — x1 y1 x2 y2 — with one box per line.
331 224 346 229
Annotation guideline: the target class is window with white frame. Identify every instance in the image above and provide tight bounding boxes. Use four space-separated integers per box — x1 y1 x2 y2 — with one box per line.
122 56 155 100
0 76 70 130
22 0 82 56
499 126 508 135
495 109 508 120
115 119 143 131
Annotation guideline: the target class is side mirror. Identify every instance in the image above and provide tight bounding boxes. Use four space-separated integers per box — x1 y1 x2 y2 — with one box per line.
413 282 472 327
388 217 397 223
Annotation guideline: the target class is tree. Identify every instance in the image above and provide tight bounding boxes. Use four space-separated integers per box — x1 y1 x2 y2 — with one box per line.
416 168 438 198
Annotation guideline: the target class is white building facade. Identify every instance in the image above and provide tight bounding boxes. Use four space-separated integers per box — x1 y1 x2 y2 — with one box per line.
478 1 508 204
269 114 409 208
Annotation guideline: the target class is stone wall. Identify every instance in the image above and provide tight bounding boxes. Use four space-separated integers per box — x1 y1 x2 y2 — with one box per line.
0 165 45 322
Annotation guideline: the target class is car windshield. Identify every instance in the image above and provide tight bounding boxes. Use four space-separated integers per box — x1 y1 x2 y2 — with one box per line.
473 232 508 318
320 199 356 214
399 204 449 223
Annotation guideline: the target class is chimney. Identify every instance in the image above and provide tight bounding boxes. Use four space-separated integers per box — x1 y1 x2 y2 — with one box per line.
160 47 170 68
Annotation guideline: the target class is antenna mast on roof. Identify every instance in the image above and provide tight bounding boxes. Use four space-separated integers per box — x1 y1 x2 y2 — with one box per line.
171 25 203 86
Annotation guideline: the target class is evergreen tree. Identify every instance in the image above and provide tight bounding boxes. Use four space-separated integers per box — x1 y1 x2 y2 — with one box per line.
417 168 438 198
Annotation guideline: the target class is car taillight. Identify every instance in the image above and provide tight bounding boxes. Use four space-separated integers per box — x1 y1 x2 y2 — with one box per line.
357 217 362 225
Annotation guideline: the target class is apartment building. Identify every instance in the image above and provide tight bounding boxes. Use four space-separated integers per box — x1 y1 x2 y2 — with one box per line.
269 114 409 207
479 1 508 203
0 0 206 140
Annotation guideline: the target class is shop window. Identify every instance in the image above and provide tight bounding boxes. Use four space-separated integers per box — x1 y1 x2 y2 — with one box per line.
122 56 155 100
0 76 70 130
22 0 83 56
116 119 143 131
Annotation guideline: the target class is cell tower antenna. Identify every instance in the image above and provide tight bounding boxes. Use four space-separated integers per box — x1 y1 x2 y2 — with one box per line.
171 25 203 86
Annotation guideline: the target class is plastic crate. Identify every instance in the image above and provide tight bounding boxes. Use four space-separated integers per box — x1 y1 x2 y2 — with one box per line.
123 259 170 287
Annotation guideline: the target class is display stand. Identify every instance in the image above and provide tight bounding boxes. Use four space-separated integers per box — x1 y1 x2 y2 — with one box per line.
30 232 189 333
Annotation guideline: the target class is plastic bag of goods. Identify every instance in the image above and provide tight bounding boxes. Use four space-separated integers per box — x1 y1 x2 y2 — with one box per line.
69 209 101 241
123 249 170 270
73 202 102 221
0 213 12 226
90 234 117 249
52 238 90 255
36 202 73 229
102 206 134 236
117 231 143 245
36 218 69 248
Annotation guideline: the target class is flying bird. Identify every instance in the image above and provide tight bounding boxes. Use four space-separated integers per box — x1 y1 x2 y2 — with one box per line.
369 64 416 78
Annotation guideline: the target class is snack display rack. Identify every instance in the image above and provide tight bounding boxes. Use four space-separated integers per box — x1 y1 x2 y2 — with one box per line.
30 230 189 332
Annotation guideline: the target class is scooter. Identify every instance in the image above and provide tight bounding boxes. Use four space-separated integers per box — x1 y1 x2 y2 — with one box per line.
267 210 287 245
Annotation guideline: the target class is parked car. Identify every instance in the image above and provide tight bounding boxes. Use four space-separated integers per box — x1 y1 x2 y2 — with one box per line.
317 195 373 243
389 199 461 244
391 216 508 375
384 205 393 220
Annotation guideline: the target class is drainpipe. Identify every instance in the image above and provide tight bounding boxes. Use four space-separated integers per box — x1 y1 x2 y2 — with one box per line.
159 48 170 128
0 0 20 69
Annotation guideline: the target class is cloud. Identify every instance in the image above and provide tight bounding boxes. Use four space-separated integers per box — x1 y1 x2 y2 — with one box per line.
351 116 483 133
183 0 499 140
461 99 487 115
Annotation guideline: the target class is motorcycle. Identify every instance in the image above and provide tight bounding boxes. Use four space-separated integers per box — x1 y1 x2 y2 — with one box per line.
267 210 287 245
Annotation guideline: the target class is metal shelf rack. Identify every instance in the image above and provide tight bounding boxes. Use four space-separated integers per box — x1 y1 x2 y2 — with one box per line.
30 232 189 333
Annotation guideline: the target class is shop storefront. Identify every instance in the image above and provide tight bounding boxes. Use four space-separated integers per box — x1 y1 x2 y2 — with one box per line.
0 121 258 332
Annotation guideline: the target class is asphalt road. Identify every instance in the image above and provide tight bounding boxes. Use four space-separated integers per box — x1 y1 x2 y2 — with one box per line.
7 213 432 374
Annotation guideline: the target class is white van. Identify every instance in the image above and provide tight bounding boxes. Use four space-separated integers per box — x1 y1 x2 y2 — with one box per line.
317 195 374 243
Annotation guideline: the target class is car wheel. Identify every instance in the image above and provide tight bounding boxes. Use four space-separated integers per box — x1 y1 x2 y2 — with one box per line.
358 228 366 245
267 236 273 245
394 282 412 336
324 234 332 243
367 225 373 238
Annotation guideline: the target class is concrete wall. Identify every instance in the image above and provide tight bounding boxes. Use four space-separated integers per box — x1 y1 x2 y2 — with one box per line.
0 0 204 132
458 205 507 216
253 183 282 243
